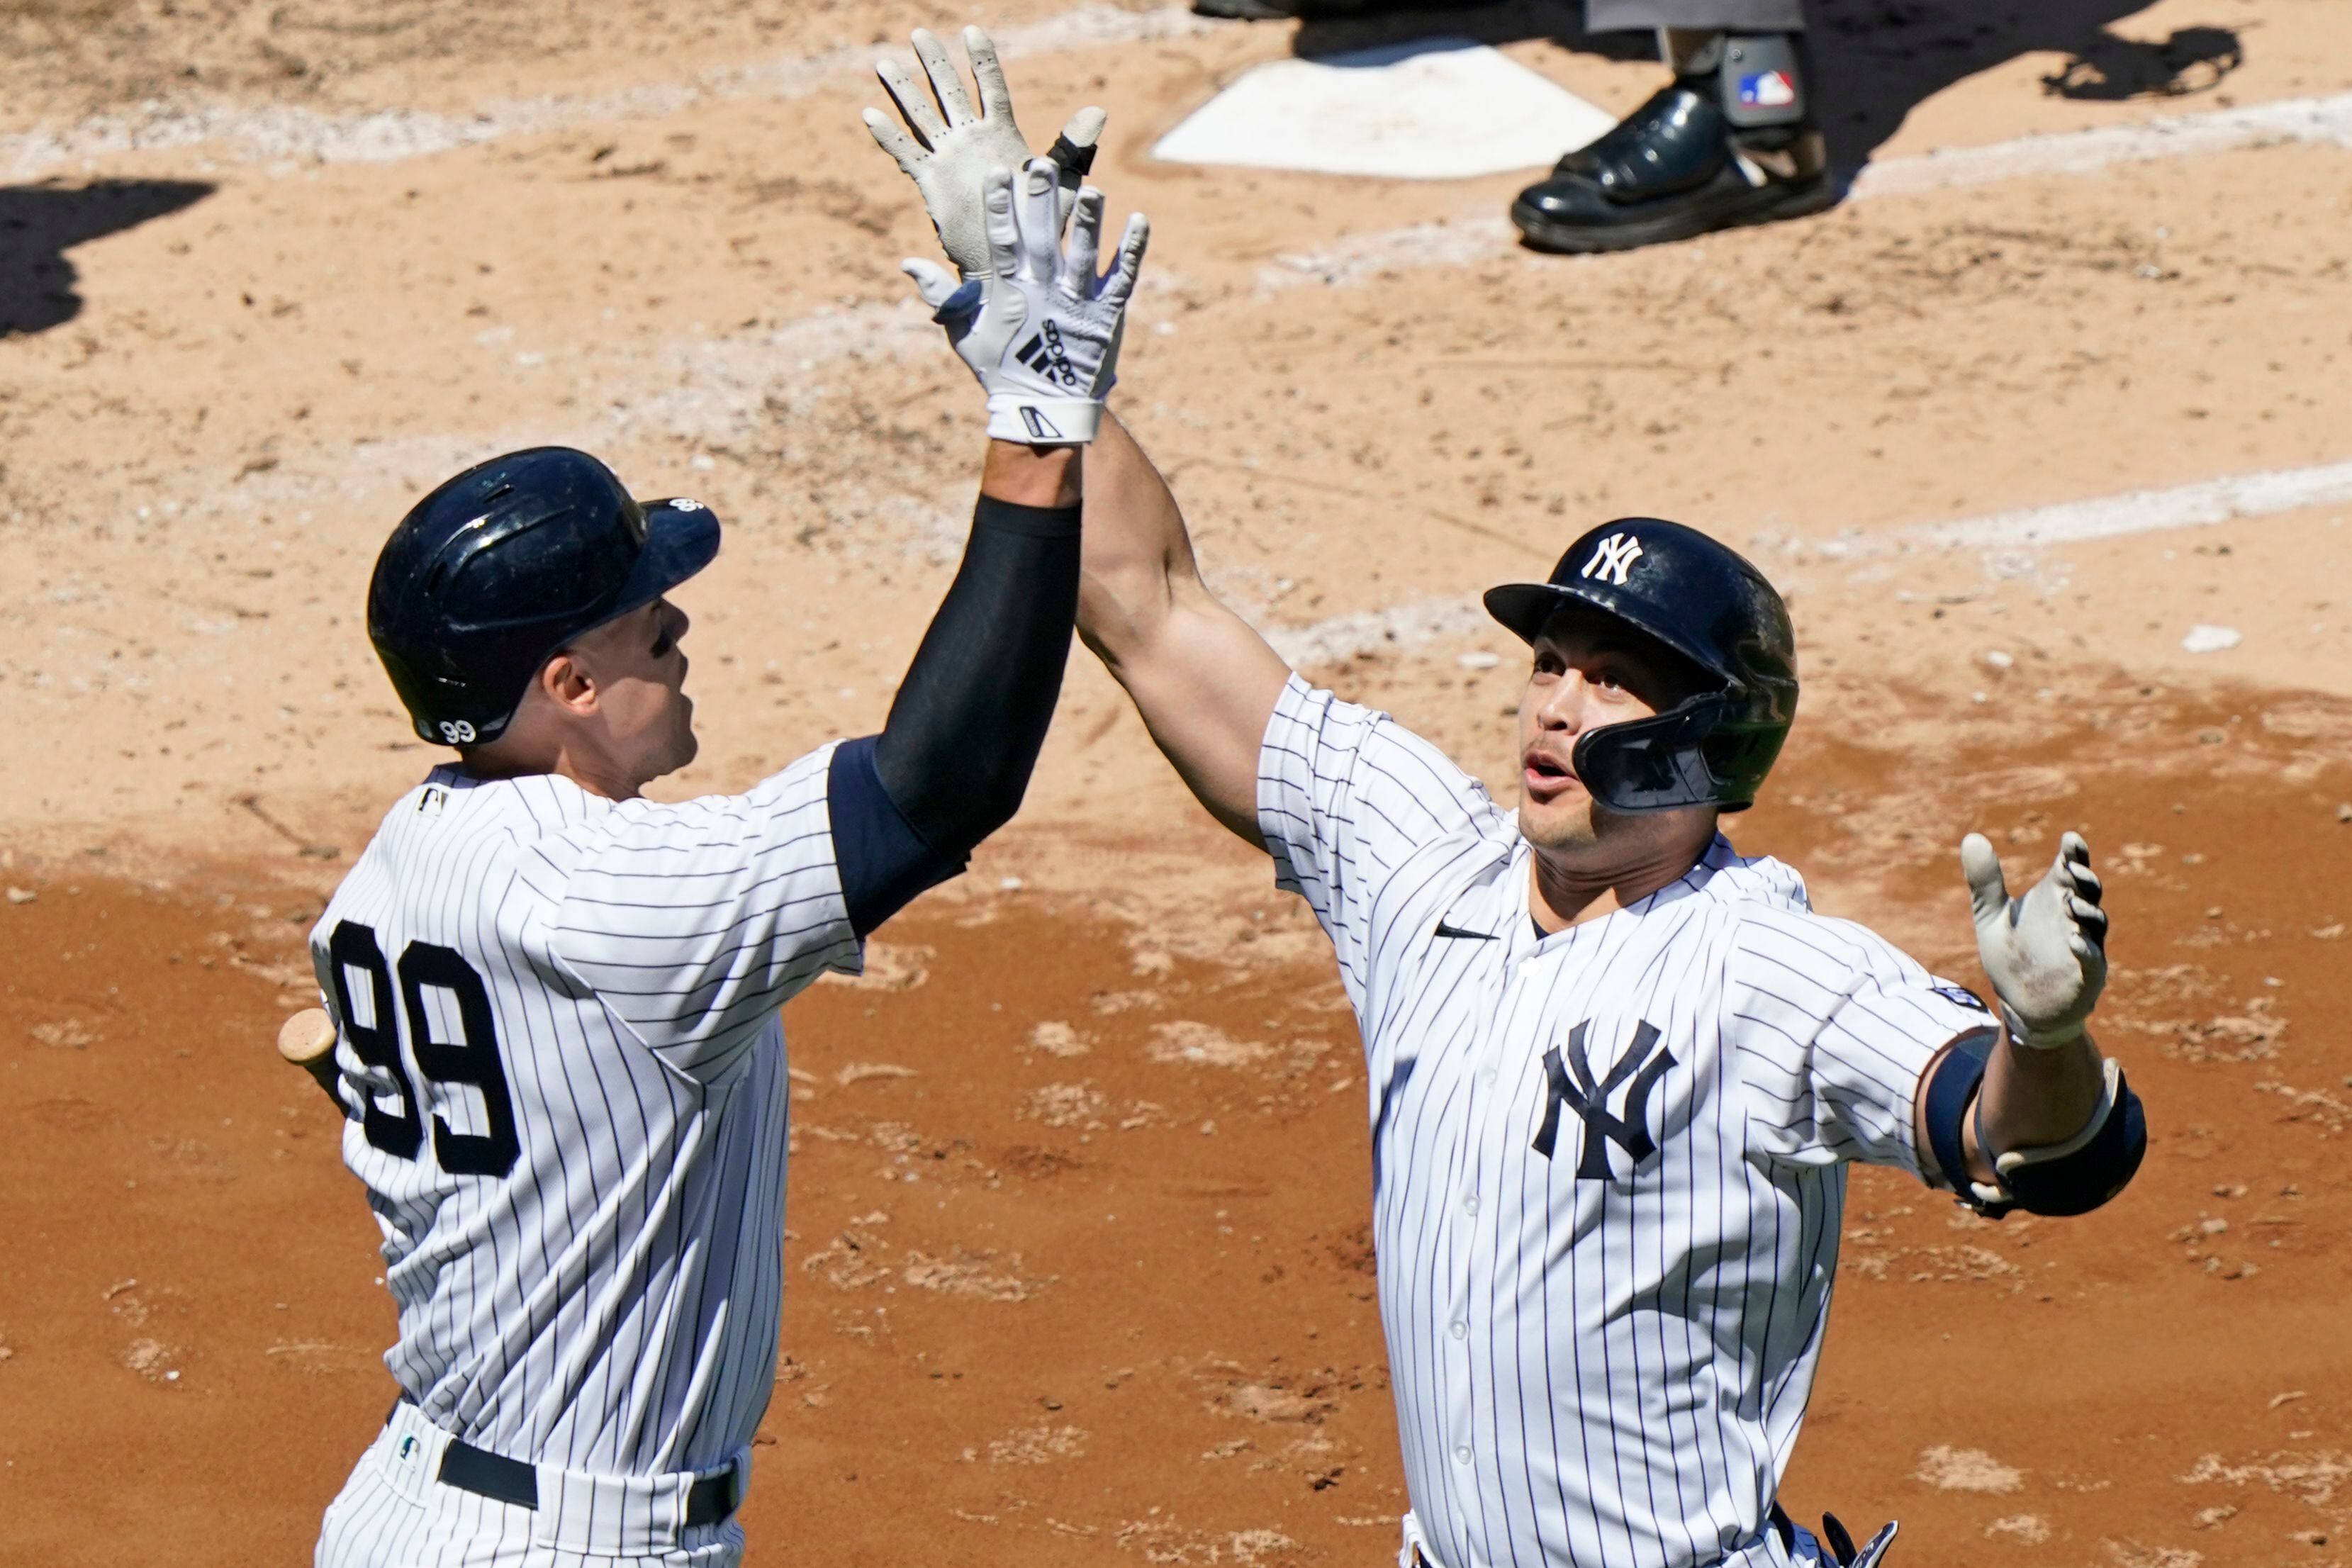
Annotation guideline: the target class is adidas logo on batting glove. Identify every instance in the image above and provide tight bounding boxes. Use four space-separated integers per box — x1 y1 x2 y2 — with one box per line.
902 157 1148 445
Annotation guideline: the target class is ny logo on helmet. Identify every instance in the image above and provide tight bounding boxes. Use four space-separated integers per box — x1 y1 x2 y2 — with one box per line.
1580 532 1645 587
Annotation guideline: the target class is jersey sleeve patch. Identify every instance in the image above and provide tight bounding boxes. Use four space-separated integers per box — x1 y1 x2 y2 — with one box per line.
1928 980 1993 1013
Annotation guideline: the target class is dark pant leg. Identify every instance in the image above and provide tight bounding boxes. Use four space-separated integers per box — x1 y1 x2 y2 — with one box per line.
1584 0 1805 32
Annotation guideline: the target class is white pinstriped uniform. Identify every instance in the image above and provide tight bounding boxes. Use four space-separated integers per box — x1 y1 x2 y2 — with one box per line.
307 746 859 1567
1259 677 1989 1568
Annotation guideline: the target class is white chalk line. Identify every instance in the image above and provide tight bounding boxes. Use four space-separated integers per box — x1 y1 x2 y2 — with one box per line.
1896 460 2352 555
1265 456 2352 664
1845 91 2352 198
0 4 1210 177
1259 89 2352 287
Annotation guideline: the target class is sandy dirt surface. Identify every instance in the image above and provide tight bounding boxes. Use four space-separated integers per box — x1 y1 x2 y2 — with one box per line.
7 693 2352 1567
4 0 2351 1562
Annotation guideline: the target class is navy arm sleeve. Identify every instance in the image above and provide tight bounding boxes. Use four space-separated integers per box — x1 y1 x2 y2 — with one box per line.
831 493 1081 936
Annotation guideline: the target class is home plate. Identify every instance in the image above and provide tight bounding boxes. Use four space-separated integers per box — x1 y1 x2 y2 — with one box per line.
1152 38 1617 179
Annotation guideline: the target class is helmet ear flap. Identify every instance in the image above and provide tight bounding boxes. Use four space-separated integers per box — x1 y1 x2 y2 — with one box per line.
1697 722 1789 812
1565 690 1788 814
1570 696 1735 814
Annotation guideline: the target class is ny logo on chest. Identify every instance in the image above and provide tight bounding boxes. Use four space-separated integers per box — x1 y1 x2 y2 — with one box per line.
1531 1019 1677 1180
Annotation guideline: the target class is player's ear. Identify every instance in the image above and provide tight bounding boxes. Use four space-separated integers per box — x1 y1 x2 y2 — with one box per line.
539 649 598 715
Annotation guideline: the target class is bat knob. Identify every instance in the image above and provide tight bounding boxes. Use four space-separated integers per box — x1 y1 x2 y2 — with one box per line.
277 1007 337 1065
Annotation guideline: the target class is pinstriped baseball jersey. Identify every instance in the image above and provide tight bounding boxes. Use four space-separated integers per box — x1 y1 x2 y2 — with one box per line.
1259 676 1992 1568
308 744 858 1479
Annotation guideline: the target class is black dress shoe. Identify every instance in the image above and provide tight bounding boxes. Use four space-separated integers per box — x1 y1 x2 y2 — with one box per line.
1510 82 1835 254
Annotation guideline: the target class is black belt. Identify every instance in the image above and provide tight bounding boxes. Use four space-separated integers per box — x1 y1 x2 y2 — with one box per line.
391 1395 739 1527
1417 1510 1822 1568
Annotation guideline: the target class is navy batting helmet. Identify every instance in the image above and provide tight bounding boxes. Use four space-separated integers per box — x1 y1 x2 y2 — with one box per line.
367 447 719 747
1483 517 1797 814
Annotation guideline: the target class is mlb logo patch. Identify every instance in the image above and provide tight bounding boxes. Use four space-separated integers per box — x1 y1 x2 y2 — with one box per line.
1929 981 1991 1014
1738 69 1796 108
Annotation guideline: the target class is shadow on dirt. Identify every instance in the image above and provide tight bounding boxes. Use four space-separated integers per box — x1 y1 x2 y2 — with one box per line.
2039 25 2245 101
1257 0 2243 167
0 178 215 337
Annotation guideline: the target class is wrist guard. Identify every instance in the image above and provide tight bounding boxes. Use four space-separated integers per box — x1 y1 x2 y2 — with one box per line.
1974 1057 2146 1217
1920 1032 2146 1219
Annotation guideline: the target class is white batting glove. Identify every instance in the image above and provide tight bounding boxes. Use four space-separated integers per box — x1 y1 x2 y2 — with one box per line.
865 24 1108 279
903 158 1147 444
1961 830 2109 1048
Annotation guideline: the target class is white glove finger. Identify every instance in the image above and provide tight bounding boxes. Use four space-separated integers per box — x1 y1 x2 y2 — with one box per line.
2067 932 2103 967
1059 105 1109 159
1014 156 1062 283
1062 186 1105 298
2065 862 2104 905
2066 895 2109 939
1048 108 1108 224
964 26 1016 123
1054 106 1108 180
982 165 1021 280
862 107 926 174
1959 833 2010 926
912 28 978 128
1099 211 1151 309
2059 829 2092 866
875 57 948 146
900 257 963 311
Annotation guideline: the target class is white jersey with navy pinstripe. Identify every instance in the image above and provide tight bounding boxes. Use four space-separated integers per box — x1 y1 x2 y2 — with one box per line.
308 746 858 1482
1258 676 1992 1568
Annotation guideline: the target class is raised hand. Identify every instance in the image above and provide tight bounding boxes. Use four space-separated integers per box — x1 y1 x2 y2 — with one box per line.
903 158 1147 445
865 24 1108 278
1960 829 2108 1048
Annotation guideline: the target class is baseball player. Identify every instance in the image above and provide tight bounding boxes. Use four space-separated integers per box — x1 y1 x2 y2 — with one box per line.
1082 486 2143 1568
299 152 1146 1566
868 58 2145 1568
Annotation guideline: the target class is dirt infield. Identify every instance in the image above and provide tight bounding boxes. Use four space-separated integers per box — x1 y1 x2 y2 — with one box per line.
7 683 2352 1565
4 0 2351 1563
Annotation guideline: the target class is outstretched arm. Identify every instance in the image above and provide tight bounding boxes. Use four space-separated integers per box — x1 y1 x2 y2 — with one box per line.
1913 832 2144 1214
875 440 1082 844
859 26 1288 849
1075 411 1294 844
836 156 1145 934
831 442 1082 936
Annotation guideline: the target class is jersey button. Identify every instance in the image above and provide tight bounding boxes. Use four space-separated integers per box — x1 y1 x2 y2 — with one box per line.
1462 1194 1480 1216
1479 1067 1496 1087
1449 1320 1467 1340
1454 1445 1472 1465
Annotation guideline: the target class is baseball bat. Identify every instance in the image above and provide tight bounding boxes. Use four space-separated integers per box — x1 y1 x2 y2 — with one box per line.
277 1007 346 1110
